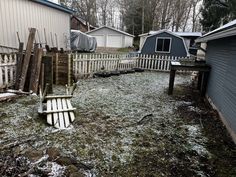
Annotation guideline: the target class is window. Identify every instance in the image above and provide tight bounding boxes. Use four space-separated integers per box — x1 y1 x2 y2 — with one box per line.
155 38 171 53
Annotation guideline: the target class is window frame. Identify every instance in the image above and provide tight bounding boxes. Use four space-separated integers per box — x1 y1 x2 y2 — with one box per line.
155 37 172 53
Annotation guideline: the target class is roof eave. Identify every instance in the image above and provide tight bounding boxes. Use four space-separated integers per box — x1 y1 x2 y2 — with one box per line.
87 26 134 37
195 27 236 43
138 33 148 37
32 0 74 14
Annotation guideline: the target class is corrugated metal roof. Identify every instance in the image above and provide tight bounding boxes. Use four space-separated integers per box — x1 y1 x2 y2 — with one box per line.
31 0 74 14
174 32 202 37
139 31 202 37
203 19 236 37
196 19 236 43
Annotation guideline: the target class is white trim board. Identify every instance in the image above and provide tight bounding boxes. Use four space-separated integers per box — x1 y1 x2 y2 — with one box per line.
196 26 236 43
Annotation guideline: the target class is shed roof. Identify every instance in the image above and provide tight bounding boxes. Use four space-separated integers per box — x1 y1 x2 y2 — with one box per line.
139 31 202 37
31 0 74 14
86 26 134 37
174 32 202 37
196 19 236 43
146 29 187 40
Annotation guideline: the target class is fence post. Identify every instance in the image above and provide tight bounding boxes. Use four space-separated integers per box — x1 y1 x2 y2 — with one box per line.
4 55 9 86
87 54 90 75
0 55 3 87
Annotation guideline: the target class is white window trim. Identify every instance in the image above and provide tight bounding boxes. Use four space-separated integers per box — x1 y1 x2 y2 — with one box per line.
155 37 172 53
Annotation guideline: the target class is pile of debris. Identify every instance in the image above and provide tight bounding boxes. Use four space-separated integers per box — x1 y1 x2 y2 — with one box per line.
0 28 74 101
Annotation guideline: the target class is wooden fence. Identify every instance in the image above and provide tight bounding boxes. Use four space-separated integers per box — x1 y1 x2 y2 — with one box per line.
0 53 193 89
73 53 192 78
0 54 17 89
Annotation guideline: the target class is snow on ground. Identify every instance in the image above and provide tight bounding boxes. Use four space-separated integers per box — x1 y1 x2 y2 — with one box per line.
1 72 227 176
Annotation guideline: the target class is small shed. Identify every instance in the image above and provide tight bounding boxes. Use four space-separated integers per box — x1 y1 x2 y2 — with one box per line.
86 26 134 48
0 0 73 53
140 30 189 57
196 19 236 143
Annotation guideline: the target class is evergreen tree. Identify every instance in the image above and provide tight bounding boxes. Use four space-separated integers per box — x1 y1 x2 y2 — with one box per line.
228 0 236 19
200 0 236 32
200 0 229 32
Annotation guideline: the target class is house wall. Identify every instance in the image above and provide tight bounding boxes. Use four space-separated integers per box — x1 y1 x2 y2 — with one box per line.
141 32 188 57
0 0 71 52
125 36 134 47
206 36 236 142
139 36 147 49
87 27 133 48
197 43 207 59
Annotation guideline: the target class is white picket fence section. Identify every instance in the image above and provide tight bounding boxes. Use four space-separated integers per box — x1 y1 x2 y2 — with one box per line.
73 53 192 78
0 53 193 89
136 55 180 71
73 53 137 78
0 54 17 89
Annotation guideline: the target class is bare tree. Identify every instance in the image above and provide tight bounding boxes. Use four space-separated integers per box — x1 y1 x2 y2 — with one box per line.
63 0 97 26
63 0 202 34
191 0 201 32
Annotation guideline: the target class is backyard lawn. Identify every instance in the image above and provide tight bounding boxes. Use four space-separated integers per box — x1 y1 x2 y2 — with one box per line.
0 72 235 177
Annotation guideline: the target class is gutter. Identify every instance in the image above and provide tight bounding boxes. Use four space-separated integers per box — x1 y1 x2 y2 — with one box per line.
31 0 74 14
196 26 236 43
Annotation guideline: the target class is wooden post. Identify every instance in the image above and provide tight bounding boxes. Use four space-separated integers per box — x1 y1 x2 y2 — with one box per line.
201 71 210 97
55 53 59 85
0 55 3 88
168 69 176 95
4 55 9 86
15 42 24 89
40 63 45 92
68 54 72 87
29 43 39 91
197 72 203 90
30 48 43 93
19 28 36 91
42 56 53 94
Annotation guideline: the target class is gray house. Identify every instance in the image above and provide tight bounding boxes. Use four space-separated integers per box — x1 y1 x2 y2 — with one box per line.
140 30 190 57
196 19 236 143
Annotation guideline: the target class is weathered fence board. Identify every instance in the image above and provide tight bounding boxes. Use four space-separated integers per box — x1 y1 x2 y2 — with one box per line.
0 54 17 89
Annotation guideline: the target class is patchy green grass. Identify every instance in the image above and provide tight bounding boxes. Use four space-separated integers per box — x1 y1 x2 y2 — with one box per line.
0 72 235 177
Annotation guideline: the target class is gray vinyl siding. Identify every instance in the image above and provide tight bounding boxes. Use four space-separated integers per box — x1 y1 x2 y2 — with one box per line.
206 36 236 133
0 0 71 52
141 32 187 57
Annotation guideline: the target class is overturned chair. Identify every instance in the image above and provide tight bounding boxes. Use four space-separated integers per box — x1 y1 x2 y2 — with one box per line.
38 84 77 129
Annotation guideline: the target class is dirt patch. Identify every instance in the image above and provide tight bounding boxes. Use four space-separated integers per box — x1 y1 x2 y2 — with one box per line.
174 85 236 177
0 72 235 176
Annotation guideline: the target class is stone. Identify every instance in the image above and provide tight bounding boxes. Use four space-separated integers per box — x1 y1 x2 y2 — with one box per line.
69 171 85 177
46 147 60 161
24 149 43 162
56 156 77 166
65 165 79 176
